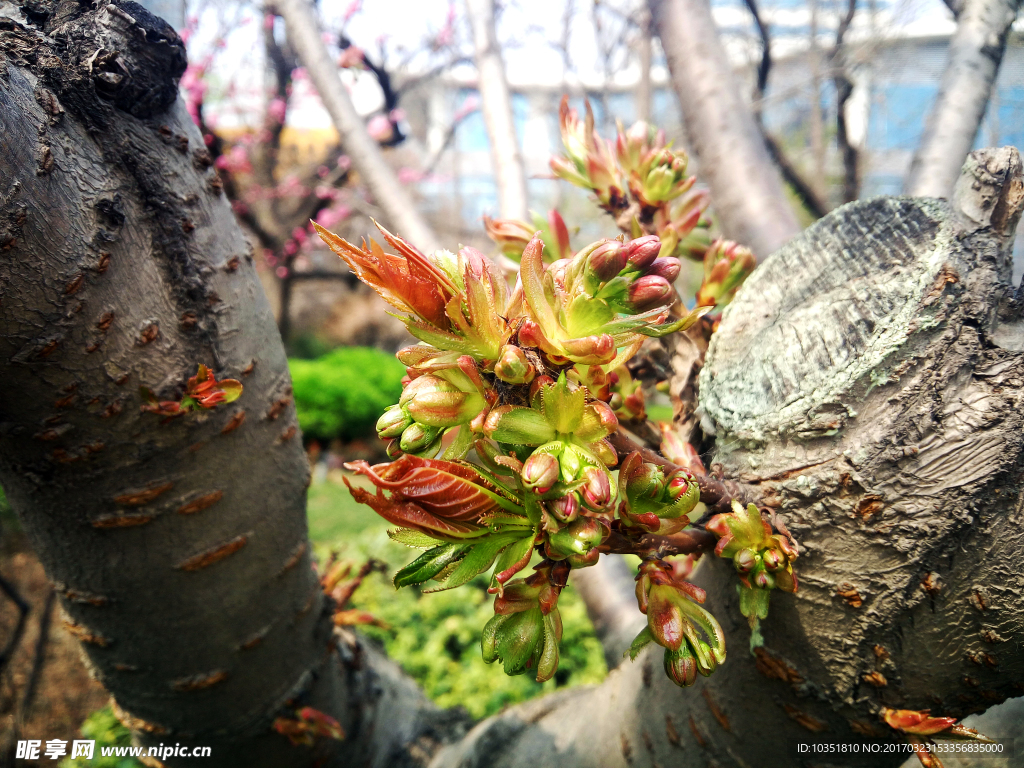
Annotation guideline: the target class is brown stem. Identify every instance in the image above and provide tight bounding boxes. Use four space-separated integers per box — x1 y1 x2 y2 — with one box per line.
599 526 717 558
608 430 754 513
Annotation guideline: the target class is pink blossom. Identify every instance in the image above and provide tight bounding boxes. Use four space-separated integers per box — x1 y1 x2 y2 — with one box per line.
267 97 287 125
337 155 351 171
276 266 289 279
397 167 423 184
263 13 274 30
284 240 299 256
343 0 362 21
389 108 406 123
338 46 364 69
366 115 392 141
292 227 308 244
317 165 330 179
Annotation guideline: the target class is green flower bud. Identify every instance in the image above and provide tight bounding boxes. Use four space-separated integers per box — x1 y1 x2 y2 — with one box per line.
399 422 442 454
664 645 697 687
494 344 536 385
733 548 758 573
522 452 560 493
376 404 412 439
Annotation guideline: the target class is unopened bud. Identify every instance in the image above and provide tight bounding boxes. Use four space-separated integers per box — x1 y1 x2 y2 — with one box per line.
648 256 681 282
522 452 560 493
587 241 627 282
761 548 784 572
625 235 661 270
628 275 673 312
399 422 441 454
753 568 776 590
494 345 536 384
377 404 412 439
733 548 757 573
664 645 697 687
581 466 612 510
547 516 606 558
549 492 580 523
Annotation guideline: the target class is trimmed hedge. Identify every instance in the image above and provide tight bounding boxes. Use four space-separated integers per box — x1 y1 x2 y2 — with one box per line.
289 347 406 442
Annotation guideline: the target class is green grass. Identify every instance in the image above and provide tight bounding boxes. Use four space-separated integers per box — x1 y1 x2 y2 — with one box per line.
306 478 382 544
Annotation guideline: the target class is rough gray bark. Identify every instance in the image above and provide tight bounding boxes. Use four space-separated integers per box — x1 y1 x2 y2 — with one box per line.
465 0 529 221
0 3 464 765
272 0 441 253
904 0 1021 198
648 0 801 258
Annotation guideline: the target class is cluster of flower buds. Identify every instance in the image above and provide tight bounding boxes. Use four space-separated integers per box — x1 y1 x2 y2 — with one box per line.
696 239 757 308
630 559 726 687
483 209 573 264
550 98 627 213
607 366 645 421
313 99 778 693
517 234 704 369
485 374 618 480
140 364 242 419
376 357 491 458
707 501 797 625
482 562 566 682
618 451 700 536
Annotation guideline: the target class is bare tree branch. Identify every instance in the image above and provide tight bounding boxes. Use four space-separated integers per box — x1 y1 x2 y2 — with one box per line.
905 0 1021 197
744 0 829 218
829 0 860 203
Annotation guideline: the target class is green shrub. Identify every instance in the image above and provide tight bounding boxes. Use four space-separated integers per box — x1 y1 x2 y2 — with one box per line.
58 706 142 768
289 347 406 442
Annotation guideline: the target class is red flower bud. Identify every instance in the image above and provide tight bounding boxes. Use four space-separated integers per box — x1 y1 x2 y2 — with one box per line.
625 235 661 270
587 241 627 281
521 452 560 493
581 466 612 510
647 257 681 282
548 492 580 523
628 275 673 312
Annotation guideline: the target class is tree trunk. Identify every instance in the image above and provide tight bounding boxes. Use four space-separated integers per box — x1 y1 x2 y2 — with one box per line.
6 3 1024 766
904 0 1020 198
465 0 529 222
0 3 463 766
272 0 441 253
648 0 801 258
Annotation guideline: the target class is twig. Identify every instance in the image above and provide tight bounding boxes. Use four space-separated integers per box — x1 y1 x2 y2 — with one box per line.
744 0 829 218
600 526 717 558
17 589 54 727
0 574 29 677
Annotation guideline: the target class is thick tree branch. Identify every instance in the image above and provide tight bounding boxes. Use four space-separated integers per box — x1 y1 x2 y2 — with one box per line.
649 0 801 258
905 0 1020 197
